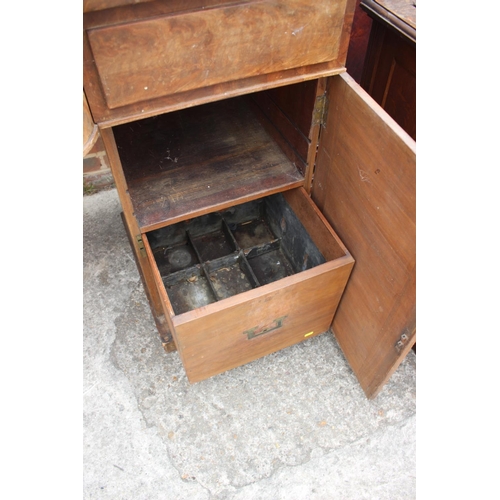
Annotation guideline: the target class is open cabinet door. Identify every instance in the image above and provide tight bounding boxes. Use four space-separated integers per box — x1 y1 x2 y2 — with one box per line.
312 73 415 399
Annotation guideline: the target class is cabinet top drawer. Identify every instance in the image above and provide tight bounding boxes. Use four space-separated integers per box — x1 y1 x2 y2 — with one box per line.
84 0 355 126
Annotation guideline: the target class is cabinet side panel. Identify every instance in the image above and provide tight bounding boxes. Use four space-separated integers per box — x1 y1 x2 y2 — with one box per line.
312 73 415 399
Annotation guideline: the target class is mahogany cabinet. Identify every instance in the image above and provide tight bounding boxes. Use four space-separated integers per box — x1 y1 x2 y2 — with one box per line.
83 0 416 399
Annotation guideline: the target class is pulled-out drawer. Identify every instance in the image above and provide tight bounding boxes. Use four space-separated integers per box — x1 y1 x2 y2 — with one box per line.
143 188 354 382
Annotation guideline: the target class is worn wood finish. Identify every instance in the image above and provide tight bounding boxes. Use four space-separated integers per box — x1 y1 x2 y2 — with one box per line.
84 0 356 127
142 229 180 350
84 0 155 13
86 0 347 110
282 188 349 262
375 0 416 29
148 188 354 382
85 47 346 128
99 127 171 334
250 91 310 167
362 0 415 41
84 0 256 28
248 98 308 178
113 97 304 231
249 79 328 193
250 80 317 165
121 213 176 351
83 0 417 396
311 73 415 399
304 78 328 192
83 92 98 156
264 80 320 141
175 261 353 382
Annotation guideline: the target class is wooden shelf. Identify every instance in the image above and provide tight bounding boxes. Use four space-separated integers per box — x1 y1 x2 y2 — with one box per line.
113 97 304 231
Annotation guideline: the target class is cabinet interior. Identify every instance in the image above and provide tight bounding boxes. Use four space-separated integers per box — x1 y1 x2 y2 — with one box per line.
146 193 347 315
112 80 320 232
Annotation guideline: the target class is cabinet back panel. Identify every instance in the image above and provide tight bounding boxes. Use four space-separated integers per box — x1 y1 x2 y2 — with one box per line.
250 80 319 165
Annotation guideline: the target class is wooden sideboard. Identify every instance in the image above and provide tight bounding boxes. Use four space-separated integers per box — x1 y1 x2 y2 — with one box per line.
83 0 416 398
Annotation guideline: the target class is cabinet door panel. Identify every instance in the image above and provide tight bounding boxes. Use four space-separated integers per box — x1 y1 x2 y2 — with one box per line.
312 73 415 399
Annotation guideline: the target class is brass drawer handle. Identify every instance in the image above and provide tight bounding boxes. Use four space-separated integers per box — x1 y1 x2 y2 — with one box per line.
243 316 287 340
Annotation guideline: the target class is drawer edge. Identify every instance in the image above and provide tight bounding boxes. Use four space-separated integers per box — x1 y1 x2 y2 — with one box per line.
172 255 354 327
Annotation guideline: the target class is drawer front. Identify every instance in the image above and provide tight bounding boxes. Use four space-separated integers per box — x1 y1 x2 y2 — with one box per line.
86 0 348 110
173 263 352 382
143 187 354 382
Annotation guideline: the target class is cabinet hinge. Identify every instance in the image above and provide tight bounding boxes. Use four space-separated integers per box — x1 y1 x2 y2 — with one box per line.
394 332 410 354
312 94 329 127
136 234 147 258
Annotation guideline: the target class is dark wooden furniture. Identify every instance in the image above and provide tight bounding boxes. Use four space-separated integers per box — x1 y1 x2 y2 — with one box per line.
359 0 416 139
84 0 416 399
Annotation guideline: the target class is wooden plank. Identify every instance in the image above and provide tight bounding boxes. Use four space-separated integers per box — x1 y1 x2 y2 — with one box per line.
311 73 415 399
113 97 304 231
84 0 155 14
86 0 347 110
85 59 347 127
84 0 250 27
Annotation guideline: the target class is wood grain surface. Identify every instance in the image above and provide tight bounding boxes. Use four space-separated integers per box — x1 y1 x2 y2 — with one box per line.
113 97 304 231
312 73 415 399
86 0 346 109
84 0 156 13
83 0 356 126
374 0 415 29
174 260 353 382
170 188 354 382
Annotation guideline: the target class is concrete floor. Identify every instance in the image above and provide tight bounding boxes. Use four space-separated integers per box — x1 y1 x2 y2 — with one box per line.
83 188 416 499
